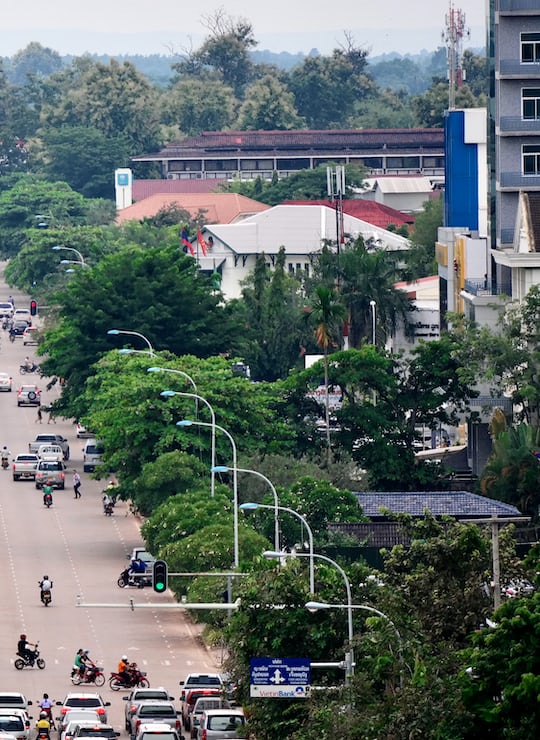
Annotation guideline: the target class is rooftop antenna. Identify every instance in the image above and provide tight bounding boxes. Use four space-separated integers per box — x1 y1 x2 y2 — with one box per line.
442 2 470 109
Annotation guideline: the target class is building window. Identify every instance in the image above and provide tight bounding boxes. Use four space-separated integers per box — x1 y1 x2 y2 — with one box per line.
288 263 295 274
523 145 540 175
522 89 540 119
521 33 540 64
304 264 310 276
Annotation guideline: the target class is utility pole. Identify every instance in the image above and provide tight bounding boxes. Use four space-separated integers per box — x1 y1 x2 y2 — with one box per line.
442 2 469 110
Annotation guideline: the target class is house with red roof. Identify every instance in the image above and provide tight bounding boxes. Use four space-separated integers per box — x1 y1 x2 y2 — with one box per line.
115 193 270 225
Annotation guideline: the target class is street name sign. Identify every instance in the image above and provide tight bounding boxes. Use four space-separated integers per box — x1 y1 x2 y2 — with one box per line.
250 657 311 698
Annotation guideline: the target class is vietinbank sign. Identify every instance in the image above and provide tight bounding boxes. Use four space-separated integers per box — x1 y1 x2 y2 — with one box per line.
250 657 311 698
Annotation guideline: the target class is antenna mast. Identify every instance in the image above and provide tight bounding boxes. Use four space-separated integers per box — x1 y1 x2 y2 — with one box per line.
443 2 470 109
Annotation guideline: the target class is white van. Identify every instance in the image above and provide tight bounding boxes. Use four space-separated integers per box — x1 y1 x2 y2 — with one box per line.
82 439 104 472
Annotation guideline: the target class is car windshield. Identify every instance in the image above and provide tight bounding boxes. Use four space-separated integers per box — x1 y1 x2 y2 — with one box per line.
66 700 101 708
141 734 177 740
187 677 222 686
40 462 62 471
0 718 23 730
207 716 244 731
134 692 168 701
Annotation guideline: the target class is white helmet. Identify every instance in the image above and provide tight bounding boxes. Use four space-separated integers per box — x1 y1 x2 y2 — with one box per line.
122 655 128 661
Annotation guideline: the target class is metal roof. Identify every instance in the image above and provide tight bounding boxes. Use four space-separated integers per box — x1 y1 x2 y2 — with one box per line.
354 491 523 518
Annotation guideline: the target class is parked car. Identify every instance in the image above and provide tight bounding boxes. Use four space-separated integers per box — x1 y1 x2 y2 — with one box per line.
129 702 180 740
134 723 180 740
56 695 110 725
22 326 38 345
122 689 175 732
82 440 104 473
35 459 67 489
0 372 13 392
196 709 245 740
17 384 41 406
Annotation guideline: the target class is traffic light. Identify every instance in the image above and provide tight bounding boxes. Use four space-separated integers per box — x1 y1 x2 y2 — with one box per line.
30 300 38 316
152 560 168 593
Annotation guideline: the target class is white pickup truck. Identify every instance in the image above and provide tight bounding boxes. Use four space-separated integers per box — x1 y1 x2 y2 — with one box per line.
29 433 70 460
12 453 39 481
37 444 64 461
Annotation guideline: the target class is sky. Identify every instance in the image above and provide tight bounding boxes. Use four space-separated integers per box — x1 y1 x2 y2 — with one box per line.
0 1 487 57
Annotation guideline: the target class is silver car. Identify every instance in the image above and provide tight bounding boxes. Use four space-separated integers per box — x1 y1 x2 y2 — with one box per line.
197 709 245 739
129 703 180 740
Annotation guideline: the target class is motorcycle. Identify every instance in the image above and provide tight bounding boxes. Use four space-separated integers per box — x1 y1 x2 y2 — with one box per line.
40 589 52 607
20 364 40 375
103 502 113 516
117 569 145 589
36 729 50 740
14 641 46 670
71 665 105 687
43 493 53 508
108 668 149 691
1 458 8 470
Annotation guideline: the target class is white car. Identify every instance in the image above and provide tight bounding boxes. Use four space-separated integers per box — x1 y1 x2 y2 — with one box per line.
13 309 31 325
0 710 30 740
61 719 102 740
0 302 14 318
0 373 13 392
17 384 41 406
57 711 101 740
22 327 38 345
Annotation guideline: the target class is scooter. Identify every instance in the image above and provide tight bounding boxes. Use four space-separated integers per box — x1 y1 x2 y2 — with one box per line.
117 569 145 589
14 641 46 669
1 458 8 470
43 492 53 508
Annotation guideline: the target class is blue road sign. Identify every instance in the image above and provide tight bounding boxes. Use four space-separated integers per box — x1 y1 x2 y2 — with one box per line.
250 657 311 698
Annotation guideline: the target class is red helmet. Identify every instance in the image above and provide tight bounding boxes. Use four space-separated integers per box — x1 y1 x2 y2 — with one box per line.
20 634 26 640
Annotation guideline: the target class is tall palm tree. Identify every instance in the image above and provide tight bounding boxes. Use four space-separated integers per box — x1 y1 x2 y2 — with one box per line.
306 285 347 463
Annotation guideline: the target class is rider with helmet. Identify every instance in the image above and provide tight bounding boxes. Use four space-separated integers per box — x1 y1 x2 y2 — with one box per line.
39 695 55 729
81 649 96 680
118 655 130 686
39 576 53 603
17 634 36 664
36 712 51 737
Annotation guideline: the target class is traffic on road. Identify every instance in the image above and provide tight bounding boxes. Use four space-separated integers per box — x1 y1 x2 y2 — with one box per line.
0 276 226 740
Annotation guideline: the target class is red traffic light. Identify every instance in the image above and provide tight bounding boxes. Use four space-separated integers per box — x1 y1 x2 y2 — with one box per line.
30 300 38 316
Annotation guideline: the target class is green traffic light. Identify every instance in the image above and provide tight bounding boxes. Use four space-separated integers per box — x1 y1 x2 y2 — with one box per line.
155 582 165 592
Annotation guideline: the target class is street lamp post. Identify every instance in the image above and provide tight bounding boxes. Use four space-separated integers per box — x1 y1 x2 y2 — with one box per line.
305 600 404 688
213 467 280 553
265 550 354 680
107 329 155 356
177 420 238 568
240 502 314 593
369 300 376 346
162 390 216 497
147 366 197 393
52 245 87 266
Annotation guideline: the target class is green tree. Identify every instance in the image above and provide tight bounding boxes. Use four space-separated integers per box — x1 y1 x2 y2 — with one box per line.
37 126 131 199
7 42 63 86
413 81 480 128
161 78 236 136
462 592 540 737
235 75 305 130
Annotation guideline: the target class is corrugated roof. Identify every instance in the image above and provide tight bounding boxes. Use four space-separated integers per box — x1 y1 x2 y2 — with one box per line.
354 491 522 518
116 193 270 225
372 176 434 194
200 204 410 256
284 199 415 229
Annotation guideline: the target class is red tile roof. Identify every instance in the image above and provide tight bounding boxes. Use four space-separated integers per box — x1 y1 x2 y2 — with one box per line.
116 193 270 225
132 179 221 200
284 199 415 230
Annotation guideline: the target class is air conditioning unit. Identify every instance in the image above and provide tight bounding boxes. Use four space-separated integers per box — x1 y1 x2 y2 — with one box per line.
167 173 179 180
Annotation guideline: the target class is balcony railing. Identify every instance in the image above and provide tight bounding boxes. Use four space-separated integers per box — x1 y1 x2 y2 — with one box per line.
499 0 540 11
499 172 540 188
499 116 540 133
463 278 512 297
499 60 540 76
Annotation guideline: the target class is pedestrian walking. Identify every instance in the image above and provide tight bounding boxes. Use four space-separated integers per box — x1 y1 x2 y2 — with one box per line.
73 469 81 499
35 407 42 424
46 406 55 424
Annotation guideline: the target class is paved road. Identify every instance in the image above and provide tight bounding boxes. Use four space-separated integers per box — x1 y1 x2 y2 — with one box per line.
0 276 218 736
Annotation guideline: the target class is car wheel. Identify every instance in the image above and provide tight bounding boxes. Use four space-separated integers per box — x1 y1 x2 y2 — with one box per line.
27 391 37 401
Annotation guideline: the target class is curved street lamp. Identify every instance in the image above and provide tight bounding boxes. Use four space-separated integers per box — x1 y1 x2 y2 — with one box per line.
265 550 354 681
52 245 87 265
162 390 216 497
240 502 314 593
305 600 404 687
213 466 280 553
177 419 238 568
107 329 155 356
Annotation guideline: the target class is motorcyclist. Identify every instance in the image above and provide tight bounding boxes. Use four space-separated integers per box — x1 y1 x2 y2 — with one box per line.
42 481 53 506
39 576 53 604
81 649 96 680
72 648 85 678
35 712 51 737
17 634 36 664
118 655 130 686
104 480 118 505
24 357 33 371
39 695 55 729
1 446 10 467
